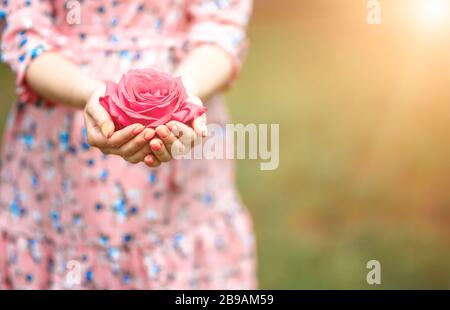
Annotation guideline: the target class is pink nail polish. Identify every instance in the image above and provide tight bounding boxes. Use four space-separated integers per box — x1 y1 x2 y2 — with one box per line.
158 127 169 139
145 155 154 164
144 130 155 141
133 125 144 135
152 141 162 151
167 123 175 131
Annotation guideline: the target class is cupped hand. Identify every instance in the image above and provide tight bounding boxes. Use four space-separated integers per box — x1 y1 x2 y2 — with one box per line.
148 92 207 165
83 83 160 167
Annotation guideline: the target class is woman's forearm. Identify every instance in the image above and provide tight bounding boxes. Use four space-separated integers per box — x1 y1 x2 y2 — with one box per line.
25 52 103 108
174 45 234 100
25 45 232 108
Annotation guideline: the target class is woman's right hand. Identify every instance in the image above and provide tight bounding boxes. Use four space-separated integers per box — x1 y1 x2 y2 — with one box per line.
83 83 161 167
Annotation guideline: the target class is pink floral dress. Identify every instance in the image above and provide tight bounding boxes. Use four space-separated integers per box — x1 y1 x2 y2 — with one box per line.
0 0 255 289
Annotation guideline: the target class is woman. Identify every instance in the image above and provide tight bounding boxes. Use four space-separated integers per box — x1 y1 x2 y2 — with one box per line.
0 0 255 289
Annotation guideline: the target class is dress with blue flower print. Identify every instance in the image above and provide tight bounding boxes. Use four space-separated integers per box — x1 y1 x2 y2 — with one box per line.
0 0 255 289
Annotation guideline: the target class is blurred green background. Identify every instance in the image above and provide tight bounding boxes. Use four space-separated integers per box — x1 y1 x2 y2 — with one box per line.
1 0 450 289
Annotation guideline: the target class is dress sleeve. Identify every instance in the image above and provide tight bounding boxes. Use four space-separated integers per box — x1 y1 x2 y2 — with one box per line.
186 0 253 84
0 0 66 102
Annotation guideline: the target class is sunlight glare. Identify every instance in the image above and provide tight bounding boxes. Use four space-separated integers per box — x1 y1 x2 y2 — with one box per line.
419 0 450 27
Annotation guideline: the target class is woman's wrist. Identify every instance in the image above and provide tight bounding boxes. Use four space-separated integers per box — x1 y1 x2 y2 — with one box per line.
175 73 201 98
79 78 105 107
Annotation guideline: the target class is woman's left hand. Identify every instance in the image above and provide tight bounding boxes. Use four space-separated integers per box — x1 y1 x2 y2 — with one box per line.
146 92 207 166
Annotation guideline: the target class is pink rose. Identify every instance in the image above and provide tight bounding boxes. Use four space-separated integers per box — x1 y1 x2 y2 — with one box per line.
99 69 207 129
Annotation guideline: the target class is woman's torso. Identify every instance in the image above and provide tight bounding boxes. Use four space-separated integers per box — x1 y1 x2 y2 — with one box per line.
0 0 236 247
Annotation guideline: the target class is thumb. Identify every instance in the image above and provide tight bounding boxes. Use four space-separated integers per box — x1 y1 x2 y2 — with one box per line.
86 101 114 138
186 93 207 137
193 114 208 138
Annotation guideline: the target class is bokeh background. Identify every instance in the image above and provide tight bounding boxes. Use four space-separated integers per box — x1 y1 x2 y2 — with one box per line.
1 0 450 289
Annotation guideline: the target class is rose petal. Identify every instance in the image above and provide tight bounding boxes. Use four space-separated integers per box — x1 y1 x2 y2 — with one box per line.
99 69 205 129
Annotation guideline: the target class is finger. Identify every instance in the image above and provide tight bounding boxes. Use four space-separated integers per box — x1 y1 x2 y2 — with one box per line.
85 103 115 138
143 127 156 141
192 114 208 138
191 116 207 147
167 121 196 148
84 113 108 148
100 126 148 156
156 125 185 157
185 94 207 137
119 128 153 157
144 154 161 168
124 144 152 164
107 124 146 148
150 138 172 163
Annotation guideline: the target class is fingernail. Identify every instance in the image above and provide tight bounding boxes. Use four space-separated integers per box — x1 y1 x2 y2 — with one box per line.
144 155 153 164
132 124 145 135
101 122 114 138
144 129 155 141
158 126 169 139
171 125 179 135
151 140 162 151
